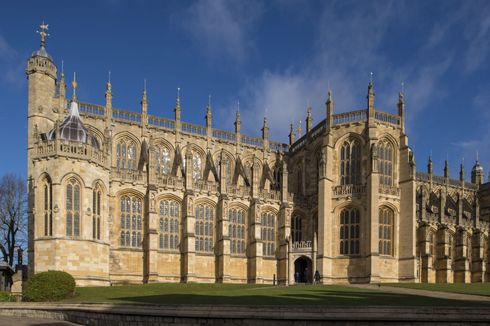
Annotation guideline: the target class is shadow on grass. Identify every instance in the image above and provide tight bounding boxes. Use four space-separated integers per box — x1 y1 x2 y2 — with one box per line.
110 289 489 307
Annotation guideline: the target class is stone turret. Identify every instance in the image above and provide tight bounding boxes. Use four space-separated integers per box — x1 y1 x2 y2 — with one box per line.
306 106 313 133
27 22 58 149
398 91 405 133
472 159 484 185
326 89 333 131
367 79 375 117
141 80 148 126
289 123 295 145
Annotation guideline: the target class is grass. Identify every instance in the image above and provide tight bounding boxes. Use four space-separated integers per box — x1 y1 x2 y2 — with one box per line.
386 282 490 297
62 283 490 306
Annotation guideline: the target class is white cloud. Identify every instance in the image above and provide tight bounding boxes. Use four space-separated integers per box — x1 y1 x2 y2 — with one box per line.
451 86 490 175
173 0 263 64
0 34 23 88
234 1 454 142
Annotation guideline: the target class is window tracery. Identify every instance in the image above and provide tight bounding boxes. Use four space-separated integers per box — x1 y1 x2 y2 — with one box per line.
195 203 214 253
340 140 361 185
261 212 276 257
42 177 53 237
92 186 102 240
378 207 393 255
155 146 171 175
159 199 180 250
292 215 302 242
66 178 81 237
116 140 137 170
340 208 360 255
378 140 393 186
119 195 142 247
229 207 246 255
215 157 232 185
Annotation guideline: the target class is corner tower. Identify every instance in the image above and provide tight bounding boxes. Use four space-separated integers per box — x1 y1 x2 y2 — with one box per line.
27 24 110 285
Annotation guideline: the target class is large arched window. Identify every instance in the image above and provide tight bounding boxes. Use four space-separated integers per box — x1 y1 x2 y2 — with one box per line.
42 177 53 237
340 140 361 185
244 163 252 185
92 185 102 240
155 146 171 175
195 203 214 253
378 207 394 256
216 157 232 185
116 140 137 170
229 207 246 255
273 165 282 190
339 208 360 255
261 211 276 257
192 153 202 181
378 140 393 186
159 199 180 250
66 178 81 237
292 215 302 242
119 195 142 247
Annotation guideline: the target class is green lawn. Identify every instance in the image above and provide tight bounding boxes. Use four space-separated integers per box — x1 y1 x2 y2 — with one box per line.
63 283 489 306
386 282 490 297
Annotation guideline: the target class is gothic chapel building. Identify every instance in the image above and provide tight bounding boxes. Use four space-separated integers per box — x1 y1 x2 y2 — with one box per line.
27 25 490 286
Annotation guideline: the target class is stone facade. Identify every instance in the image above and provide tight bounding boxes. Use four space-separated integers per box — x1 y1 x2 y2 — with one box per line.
27 32 490 286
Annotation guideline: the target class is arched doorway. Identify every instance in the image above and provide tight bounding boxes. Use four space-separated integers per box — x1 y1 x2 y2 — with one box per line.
294 256 312 283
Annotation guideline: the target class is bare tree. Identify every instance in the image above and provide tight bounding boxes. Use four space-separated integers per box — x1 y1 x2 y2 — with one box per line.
0 174 27 267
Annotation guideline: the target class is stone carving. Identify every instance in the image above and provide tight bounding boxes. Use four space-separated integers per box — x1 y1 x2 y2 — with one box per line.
150 192 155 212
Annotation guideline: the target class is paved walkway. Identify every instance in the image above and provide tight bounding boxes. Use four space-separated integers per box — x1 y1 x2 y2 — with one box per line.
0 316 80 326
347 284 490 302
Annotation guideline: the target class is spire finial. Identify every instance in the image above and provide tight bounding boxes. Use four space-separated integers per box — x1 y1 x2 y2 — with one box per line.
237 99 240 112
106 71 112 93
208 94 212 107
143 78 147 95
36 21 49 48
370 72 373 85
176 87 181 107
61 60 64 77
477 150 480 162
72 72 78 101
401 81 405 93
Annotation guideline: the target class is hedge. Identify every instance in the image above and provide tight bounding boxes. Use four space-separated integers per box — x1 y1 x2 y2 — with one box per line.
0 291 15 302
23 271 75 302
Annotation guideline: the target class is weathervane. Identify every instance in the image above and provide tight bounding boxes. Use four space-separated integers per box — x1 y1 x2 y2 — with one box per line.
36 21 49 48
72 72 78 100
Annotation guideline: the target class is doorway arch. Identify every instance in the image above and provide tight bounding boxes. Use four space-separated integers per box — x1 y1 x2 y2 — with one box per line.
294 256 312 283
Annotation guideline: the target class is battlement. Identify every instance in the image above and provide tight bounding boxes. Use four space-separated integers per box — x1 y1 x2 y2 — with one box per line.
290 108 401 153
77 100 289 153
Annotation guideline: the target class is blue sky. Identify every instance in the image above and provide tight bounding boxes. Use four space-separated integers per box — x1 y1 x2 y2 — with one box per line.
0 0 489 181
